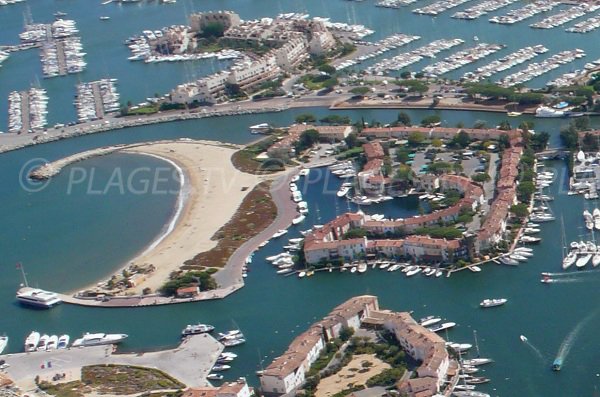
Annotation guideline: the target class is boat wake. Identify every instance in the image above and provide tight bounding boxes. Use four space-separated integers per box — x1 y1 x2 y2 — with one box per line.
543 269 600 277
554 309 600 368
523 339 546 362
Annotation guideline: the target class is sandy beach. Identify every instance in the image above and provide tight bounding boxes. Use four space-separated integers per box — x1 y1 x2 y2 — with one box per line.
111 140 264 294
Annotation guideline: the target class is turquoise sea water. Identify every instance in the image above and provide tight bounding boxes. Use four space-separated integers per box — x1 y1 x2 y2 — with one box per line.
1 0 600 395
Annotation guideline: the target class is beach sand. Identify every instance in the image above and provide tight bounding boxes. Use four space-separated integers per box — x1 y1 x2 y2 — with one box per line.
117 140 264 294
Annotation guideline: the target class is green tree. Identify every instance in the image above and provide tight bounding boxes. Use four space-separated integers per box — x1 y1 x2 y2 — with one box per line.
498 133 511 149
451 131 471 148
345 132 359 148
396 111 411 126
471 173 491 183
498 120 512 130
349 86 370 96
200 22 225 39
395 164 413 181
582 132 599 152
339 326 355 342
421 115 441 127
560 124 579 150
318 64 336 75
510 203 529 219
295 113 317 124
396 149 410 163
473 120 487 129
295 129 320 152
431 138 443 148
319 115 351 125
517 181 536 202
407 131 426 145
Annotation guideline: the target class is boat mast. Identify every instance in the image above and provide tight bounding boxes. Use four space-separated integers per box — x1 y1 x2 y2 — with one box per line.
561 215 567 260
17 262 29 288
473 329 480 358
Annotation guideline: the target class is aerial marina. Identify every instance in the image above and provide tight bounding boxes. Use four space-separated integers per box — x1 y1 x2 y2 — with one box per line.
74 79 120 123
451 0 519 20
529 3 600 29
375 0 420 9
7 88 48 134
366 38 464 74
335 33 421 70
489 0 559 25
566 14 600 33
413 0 475 16
499 48 586 87
422 43 504 77
462 45 548 82
40 36 86 78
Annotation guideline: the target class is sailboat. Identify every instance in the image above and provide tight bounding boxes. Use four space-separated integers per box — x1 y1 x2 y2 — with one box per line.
561 217 577 270
462 330 493 366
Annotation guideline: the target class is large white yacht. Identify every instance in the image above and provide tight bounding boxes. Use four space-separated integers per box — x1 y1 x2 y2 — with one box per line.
16 287 62 308
72 332 128 347
535 106 565 118
24 331 40 352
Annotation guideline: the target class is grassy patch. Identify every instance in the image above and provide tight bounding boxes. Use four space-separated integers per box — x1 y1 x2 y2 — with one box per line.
231 136 286 174
38 365 185 397
184 181 277 269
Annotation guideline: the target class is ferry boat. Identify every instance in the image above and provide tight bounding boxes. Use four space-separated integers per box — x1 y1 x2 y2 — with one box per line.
0 336 7 355
71 332 128 347
181 323 215 337
480 298 507 308
24 331 40 352
16 287 62 309
552 358 562 371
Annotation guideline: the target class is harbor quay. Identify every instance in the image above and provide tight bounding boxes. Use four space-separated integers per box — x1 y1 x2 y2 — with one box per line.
1 333 224 393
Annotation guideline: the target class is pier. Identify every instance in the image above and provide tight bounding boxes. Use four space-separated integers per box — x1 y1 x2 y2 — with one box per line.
75 79 120 122
7 88 47 134
1 334 224 392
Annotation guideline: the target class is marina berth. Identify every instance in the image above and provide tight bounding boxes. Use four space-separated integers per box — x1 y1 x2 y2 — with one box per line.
334 33 421 71
366 38 464 74
530 3 600 30
566 15 600 34
499 49 586 88
413 0 474 16
75 79 120 123
422 43 504 77
489 0 559 25
451 0 518 20
462 45 547 83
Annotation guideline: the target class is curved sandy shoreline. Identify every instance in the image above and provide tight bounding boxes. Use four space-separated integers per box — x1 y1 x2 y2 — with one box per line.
39 139 270 297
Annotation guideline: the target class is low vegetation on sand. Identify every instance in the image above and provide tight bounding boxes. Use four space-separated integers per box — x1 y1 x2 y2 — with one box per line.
38 364 185 397
231 136 287 174
181 181 277 269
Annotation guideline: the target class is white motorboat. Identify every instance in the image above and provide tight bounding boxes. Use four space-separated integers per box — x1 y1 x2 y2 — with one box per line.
406 267 422 277
24 331 40 352
420 317 442 327
509 254 528 262
449 343 472 352
249 123 272 133
212 364 231 372
207 373 223 380
16 287 62 309
461 358 494 366
387 264 401 272
480 298 507 308
576 253 592 268
299 168 310 176
469 266 482 272
350 266 357 273
428 322 456 333
292 214 306 224
72 333 128 347
337 186 351 198
182 323 215 337
46 335 58 350
298 271 306 278
0 336 8 355
535 105 565 118
357 263 367 273
453 391 490 397
520 335 528 342
57 335 70 349
37 334 49 351
272 229 288 239
435 269 443 277
562 251 577 269
379 261 390 269
500 257 519 266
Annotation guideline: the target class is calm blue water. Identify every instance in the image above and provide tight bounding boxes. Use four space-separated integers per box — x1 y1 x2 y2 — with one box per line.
1 0 600 395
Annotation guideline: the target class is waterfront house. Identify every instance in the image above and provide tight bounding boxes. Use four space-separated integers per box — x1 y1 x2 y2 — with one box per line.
176 285 200 298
